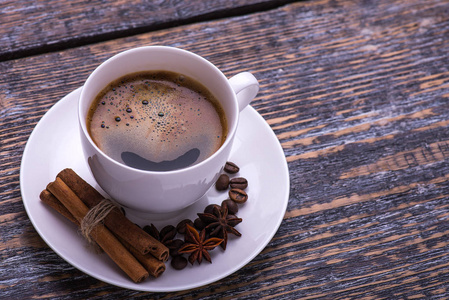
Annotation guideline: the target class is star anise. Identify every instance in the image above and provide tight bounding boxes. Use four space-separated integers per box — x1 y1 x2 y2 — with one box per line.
178 224 223 265
197 205 242 250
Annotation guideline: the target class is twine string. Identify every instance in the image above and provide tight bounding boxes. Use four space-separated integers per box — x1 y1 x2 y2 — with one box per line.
80 199 118 244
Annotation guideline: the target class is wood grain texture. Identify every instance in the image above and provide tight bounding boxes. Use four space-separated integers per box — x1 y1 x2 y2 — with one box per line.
0 0 295 61
2 0 449 298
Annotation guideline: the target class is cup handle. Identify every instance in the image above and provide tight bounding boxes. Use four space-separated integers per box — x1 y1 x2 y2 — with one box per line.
228 72 260 111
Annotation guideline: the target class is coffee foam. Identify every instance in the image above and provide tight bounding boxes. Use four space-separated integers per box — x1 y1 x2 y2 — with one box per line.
87 71 226 171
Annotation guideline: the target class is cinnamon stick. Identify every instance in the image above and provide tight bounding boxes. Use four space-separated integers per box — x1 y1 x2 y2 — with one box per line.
117 236 166 278
40 188 165 278
47 177 149 283
57 168 169 261
41 189 106 253
40 189 78 225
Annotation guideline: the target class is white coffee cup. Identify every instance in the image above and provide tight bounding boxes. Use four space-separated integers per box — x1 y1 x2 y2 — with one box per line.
78 46 259 214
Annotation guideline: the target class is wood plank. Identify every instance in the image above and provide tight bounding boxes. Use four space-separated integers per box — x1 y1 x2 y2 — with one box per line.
2 0 449 298
0 0 295 61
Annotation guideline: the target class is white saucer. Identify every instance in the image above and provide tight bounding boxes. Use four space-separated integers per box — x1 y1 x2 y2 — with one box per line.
20 88 290 292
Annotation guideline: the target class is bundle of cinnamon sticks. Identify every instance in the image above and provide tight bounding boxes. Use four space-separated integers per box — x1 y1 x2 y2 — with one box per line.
40 168 169 283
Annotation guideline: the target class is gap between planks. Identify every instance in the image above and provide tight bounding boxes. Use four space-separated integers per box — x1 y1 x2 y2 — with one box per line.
0 0 302 62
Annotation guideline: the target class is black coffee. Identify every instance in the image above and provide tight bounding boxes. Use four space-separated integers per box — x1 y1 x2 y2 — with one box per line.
87 71 227 171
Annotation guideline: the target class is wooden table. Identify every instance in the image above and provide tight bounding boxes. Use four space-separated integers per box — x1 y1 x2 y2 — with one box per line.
3 0 449 298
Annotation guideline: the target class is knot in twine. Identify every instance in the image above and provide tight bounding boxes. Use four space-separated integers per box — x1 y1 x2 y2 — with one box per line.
80 199 120 245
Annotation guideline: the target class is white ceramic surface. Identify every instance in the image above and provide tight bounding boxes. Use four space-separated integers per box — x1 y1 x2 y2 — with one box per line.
20 88 290 292
78 46 260 213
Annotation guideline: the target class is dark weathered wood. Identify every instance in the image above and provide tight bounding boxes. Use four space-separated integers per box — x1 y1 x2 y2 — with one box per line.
2 0 449 298
0 0 296 61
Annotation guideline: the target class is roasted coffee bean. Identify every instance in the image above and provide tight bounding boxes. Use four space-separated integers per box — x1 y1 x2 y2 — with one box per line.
171 255 188 270
143 223 160 240
230 177 248 190
165 239 184 257
176 219 194 234
204 204 221 215
229 188 248 204
215 174 230 191
221 199 239 215
194 217 206 230
160 225 177 243
224 161 239 174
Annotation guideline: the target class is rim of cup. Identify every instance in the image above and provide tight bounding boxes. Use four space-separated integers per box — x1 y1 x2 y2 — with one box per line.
78 46 239 175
